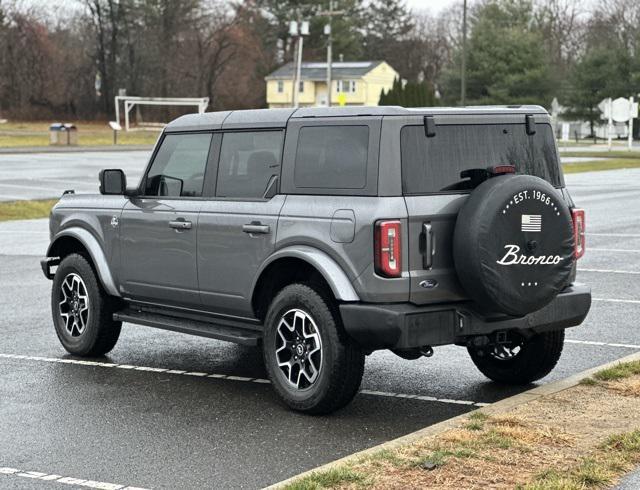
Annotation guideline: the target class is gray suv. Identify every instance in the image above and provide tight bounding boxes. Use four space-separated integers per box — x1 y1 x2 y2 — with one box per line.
42 106 591 414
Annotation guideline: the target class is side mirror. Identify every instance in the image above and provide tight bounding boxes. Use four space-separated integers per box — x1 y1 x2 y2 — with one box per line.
99 169 127 195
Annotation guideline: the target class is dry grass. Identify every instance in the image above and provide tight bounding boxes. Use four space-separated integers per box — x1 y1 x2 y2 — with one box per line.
0 199 57 222
281 364 640 490
0 120 159 148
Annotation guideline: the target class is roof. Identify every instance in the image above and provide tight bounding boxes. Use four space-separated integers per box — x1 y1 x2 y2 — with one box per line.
164 105 550 132
265 61 387 81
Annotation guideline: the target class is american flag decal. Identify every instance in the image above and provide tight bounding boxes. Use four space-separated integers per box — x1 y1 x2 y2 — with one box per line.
521 214 542 232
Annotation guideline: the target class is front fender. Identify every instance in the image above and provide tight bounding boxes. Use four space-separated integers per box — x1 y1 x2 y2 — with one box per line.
47 227 120 297
254 245 360 302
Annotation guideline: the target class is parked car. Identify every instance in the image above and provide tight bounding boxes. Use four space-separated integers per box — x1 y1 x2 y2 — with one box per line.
42 106 591 414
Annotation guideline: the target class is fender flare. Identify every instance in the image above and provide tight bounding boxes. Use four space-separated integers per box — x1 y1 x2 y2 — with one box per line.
47 227 120 298
253 246 360 302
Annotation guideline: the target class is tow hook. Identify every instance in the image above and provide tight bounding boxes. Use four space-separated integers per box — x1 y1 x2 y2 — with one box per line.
420 346 434 358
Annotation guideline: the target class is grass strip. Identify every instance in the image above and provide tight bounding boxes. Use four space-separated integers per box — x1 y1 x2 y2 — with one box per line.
0 199 57 221
280 361 640 489
562 158 640 173
562 151 640 159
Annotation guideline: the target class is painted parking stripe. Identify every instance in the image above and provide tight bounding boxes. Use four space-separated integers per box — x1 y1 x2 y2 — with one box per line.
587 232 640 237
579 268 640 275
0 466 148 489
0 353 486 407
593 297 640 305
589 248 640 253
566 339 640 350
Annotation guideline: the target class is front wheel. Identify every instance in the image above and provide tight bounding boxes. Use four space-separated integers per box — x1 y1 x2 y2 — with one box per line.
51 253 122 357
468 330 564 384
262 283 365 414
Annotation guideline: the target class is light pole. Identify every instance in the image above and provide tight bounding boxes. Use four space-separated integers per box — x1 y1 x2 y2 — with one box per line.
319 1 345 107
289 20 309 108
461 0 468 106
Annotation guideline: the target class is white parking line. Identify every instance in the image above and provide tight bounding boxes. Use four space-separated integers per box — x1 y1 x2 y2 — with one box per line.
593 297 640 305
579 268 640 275
566 339 640 350
0 467 148 489
588 233 640 237
589 248 640 253
0 353 486 407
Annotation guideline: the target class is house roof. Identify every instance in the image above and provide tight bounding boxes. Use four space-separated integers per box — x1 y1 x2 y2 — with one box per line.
265 61 387 81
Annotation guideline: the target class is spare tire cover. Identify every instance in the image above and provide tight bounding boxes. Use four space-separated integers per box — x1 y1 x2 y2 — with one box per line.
453 174 574 316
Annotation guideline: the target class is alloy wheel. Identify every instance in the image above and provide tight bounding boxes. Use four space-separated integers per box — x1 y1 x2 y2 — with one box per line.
58 273 90 337
275 309 323 390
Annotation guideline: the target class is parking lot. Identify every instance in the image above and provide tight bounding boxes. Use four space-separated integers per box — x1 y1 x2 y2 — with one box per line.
0 151 639 489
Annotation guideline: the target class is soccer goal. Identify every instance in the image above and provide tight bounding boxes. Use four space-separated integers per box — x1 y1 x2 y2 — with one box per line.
114 96 209 131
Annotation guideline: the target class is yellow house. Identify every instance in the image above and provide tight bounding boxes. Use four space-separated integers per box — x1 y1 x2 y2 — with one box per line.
265 61 399 108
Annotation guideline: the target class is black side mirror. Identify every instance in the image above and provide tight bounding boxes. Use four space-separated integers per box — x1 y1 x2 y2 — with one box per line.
99 169 127 195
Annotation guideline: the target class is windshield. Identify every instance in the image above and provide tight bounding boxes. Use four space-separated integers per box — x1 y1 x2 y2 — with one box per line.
400 123 561 195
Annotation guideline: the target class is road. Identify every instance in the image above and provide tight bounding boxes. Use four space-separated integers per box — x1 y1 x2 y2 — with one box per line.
0 150 149 201
0 159 639 488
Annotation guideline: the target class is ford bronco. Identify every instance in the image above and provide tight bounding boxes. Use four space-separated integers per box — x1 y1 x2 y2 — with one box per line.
42 106 591 414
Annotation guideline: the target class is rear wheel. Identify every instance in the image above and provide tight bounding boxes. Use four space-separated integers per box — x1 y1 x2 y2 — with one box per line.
467 330 564 384
263 283 365 414
51 253 122 356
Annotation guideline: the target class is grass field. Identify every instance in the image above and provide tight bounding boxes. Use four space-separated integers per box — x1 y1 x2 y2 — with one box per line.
0 199 58 222
0 121 160 148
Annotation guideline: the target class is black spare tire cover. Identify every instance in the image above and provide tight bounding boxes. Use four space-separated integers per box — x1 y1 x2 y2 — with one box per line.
453 174 574 317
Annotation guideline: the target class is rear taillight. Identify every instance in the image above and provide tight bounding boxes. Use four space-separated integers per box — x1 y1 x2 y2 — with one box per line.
572 208 585 259
375 220 402 278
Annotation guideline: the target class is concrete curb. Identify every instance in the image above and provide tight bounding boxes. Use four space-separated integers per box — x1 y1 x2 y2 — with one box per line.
265 350 640 489
0 145 152 155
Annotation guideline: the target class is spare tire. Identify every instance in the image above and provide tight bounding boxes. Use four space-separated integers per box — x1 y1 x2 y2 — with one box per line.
453 174 574 317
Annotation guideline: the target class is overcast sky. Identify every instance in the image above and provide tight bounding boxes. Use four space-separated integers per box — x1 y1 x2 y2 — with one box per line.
406 0 460 14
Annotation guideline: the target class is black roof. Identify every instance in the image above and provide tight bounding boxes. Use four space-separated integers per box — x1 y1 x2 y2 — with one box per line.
165 105 550 132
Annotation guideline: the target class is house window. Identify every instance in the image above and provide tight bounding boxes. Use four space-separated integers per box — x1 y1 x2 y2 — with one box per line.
336 80 356 93
277 80 284 93
299 80 304 93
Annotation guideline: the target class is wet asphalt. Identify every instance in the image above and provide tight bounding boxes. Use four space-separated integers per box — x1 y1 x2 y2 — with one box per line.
0 152 639 489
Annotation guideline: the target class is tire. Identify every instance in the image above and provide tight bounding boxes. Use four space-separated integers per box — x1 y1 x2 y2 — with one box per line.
262 283 365 414
51 253 122 357
453 174 574 316
468 330 564 384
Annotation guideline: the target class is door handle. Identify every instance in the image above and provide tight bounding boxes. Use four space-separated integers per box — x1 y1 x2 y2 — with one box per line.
169 219 192 230
242 222 270 235
423 222 436 269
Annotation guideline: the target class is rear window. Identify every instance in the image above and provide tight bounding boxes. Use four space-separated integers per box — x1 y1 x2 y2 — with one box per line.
401 123 561 194
294 125 369 189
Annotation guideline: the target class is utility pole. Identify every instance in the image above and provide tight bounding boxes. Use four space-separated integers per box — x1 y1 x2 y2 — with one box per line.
319 1 345 107
290 20 309 108
461 0 468 106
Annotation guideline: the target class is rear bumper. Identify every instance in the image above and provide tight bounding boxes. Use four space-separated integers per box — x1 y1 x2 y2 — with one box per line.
339 284 591 350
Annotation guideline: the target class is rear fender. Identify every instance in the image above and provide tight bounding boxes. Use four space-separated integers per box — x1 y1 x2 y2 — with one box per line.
254 246 359 302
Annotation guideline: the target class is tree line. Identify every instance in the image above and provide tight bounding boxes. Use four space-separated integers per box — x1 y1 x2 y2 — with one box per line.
0 0 639 130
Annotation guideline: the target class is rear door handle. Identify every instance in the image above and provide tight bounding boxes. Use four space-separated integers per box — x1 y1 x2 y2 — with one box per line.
423 222 436 269
242 223 270 235
169 219 192 230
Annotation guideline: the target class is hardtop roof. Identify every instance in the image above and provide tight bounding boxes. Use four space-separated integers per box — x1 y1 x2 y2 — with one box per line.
164 105 549 132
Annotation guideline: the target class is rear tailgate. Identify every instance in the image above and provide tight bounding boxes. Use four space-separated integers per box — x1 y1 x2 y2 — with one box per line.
404 194 468 304
400 115 563 306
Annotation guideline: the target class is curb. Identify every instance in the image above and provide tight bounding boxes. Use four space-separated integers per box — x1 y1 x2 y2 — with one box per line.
0 145 152 155
265 350 640 489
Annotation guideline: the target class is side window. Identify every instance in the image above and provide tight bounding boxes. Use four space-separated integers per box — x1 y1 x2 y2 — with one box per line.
216 131 284 199
294 125 369 189
144 133 212 197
